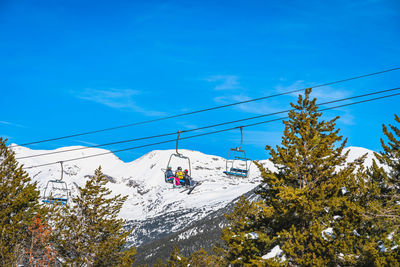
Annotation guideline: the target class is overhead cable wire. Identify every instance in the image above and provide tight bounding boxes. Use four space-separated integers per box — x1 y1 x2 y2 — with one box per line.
11 66 400 148
22 91 400 169
15 86 400 160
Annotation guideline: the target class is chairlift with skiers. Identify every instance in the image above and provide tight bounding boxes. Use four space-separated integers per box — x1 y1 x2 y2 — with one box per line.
162 131 201 194
162 131 191 182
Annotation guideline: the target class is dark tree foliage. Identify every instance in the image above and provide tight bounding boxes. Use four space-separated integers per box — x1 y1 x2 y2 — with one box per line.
51 166 136 266
0 138 41 265
367 114 400 264
221 89 387 266
166 246 188 267
160 246 225 267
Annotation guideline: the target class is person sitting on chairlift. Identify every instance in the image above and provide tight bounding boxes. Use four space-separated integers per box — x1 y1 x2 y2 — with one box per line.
165 166 174 183
183 169 192 187
175 166 184 180
166 166 174 177
174 167 184 187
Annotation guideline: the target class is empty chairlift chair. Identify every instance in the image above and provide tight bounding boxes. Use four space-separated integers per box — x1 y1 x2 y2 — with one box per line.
42 161 70 205
223 127 251 178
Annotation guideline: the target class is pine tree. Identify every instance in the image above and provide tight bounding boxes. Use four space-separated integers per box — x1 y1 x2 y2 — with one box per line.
51 166 136 266
221 196 272 265
221 89 378 266
376 114 400 182
152 258 167 267
0 137 41 265
188 248 224 266
366 114 400 263
158 246 224 267
166 246 188 267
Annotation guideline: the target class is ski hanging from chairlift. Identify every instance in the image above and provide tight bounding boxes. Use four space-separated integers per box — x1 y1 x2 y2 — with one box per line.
42 161 70 205
223 127 251 178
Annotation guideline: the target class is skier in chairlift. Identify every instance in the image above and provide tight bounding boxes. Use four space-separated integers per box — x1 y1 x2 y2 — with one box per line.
165 166 175 183
175 166 184 179
173 166 184 187
166 166 174 178
183 169 192 187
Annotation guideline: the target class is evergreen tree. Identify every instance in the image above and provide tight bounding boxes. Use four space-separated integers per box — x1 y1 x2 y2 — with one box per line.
367 114 400 263
166 246 188 267
376 114 400 182
159 246 225 267
221 196 272 265
0 137 41 265
52 166 136 266
188 248 223 266
152 258 167 267
221 89 378 266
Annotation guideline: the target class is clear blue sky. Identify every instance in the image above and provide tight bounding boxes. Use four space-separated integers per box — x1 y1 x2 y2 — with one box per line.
1 0 399 162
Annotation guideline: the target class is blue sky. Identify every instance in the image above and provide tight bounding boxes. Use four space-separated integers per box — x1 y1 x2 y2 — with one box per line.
1 0 399 162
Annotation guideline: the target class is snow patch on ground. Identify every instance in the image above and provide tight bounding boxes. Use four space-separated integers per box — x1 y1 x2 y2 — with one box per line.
245 232 259 240
322 227 335 240
262 245 283 259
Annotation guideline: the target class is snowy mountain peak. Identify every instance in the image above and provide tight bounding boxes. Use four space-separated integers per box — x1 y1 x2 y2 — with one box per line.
13 146 268 221
343 146 376 166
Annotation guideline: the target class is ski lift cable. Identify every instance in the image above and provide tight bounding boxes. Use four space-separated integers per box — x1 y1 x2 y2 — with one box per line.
22 91 400 169
10 67 400 148
15 86 400 160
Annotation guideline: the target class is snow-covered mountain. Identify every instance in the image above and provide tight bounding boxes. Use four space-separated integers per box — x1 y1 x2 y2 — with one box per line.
13 146 273 221
11 145 377 264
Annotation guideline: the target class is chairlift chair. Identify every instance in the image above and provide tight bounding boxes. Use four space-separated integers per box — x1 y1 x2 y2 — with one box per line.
42 161 70 205
223 127 251 178
163 131 193 186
